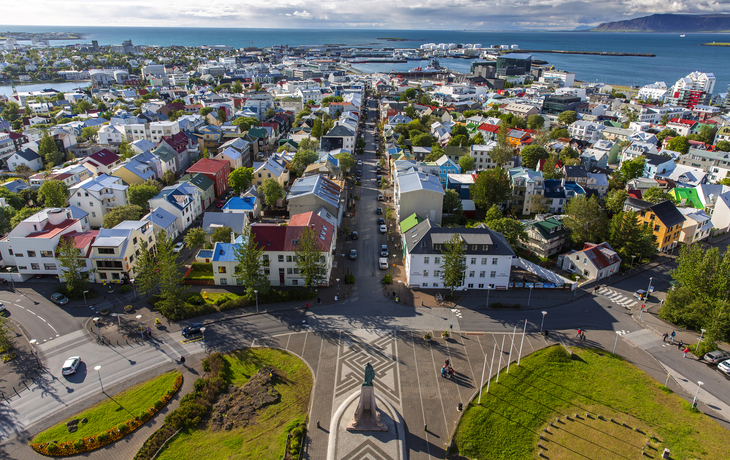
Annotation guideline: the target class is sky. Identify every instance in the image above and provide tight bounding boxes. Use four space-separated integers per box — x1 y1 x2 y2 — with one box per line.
4 0 730 30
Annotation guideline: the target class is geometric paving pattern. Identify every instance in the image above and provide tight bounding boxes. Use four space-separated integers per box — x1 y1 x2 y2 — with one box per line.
335 331 400 407
340 439 395 460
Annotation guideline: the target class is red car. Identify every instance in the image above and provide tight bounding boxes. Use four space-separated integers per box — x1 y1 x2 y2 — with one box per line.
216 200 226 208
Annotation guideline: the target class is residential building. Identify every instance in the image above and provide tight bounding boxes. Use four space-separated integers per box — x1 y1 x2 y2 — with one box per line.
222 195 261 219
148 182 203 237
503 103 539 118
446 174 476 200
623 198 686 253
659 164 708 188
287 175 343 223
180 173 215 209
679 148 730 174
678 208 713 245
520 217 567 259
81 149 122 176
557 242 621 281
90 220 156 284
7 148 43 172
143 207 179 240
254 156 290 188
508 167 545 215
320 124 356 152
568 120 606 143
202 212 248 240
186 158 230 198
470 141 514 170
544 179 585 214
403 219 514 290
69 174 129 228
394 171 445 225
585 173 609 197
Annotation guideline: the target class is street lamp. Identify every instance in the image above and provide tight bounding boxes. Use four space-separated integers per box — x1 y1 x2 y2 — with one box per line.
136 314 143 338
29 339 39 368
83 290 89 305
94 365 104 393
613 330 621 354
693 381 704 408
527 285 534 307
540 311 547 333
93 317 100 339
629 255 636 274
201 327 206 353
486 285 491 308
697 328 706 348
336 278 340 301
397 280 402 301
254 289 258 313
646 277 653 301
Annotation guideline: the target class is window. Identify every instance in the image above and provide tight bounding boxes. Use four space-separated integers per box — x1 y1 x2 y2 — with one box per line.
478 283 484 288
99 272 107 279
220 278 227 285
44 263 56 270
492 258 498 265
654 225 661 232
423 283 428 287
424 257 429 264
480 271 486 278
133 237 138 245
27 251 36 257
470 257 476 264
31 263 39 270
287 268 293 274
98 248 115 255
278 255 284 262
469 271 475 278
41 250 53 258
434 270 441 277
89 202 93 207
292 279 298 286
287 255 292 262
16 253 23 257
264 268 270 275
129 255 134 263
434 257 440 264
423 270 429 277
8 249 12 256
490 271 496 278
468 283 474 288
481 257 487 265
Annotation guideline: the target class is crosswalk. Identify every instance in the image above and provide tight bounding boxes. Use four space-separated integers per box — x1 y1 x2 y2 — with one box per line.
595 286 638 309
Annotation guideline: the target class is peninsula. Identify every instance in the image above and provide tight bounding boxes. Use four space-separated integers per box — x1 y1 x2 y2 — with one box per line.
592 13 730 32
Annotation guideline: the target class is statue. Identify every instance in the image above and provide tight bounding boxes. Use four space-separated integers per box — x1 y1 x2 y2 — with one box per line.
347 362 388 431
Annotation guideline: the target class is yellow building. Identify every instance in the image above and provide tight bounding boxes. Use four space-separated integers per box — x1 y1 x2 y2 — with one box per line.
624 198 686 253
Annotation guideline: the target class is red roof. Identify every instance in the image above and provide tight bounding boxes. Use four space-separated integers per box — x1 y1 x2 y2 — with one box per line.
628 190 642 199
579 242 620 270
85 149 119 166
27 219 77 239
250 212 334 253
59 230 99 257
251 224 287 252
669 118 696 126
187 158 229 175
478 123 500 133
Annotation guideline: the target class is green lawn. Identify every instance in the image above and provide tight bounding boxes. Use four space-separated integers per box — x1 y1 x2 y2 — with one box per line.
33 371 181 444
452 346 727 460
158 348 312 460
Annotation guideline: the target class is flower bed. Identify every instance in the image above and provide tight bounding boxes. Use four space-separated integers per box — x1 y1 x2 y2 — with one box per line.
30 374 183 457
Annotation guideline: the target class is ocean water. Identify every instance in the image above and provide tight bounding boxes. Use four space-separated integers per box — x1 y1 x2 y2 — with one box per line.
1 26 730 92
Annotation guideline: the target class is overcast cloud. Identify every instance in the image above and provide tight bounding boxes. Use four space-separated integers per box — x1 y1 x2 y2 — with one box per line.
5 0 730 30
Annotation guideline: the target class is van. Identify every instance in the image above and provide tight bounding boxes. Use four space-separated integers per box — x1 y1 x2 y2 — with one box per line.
379 258 388 270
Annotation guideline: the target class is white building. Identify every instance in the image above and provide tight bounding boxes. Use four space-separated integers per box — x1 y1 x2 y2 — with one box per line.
90 220 156 284
394 171 445 225
69 174 129 228
638 82 669 101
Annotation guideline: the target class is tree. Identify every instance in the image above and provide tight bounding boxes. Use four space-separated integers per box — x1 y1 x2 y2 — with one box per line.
451 124 469 137
199 147 210 159
472 168 511 210
290 150 319 175
557 111 577 125
618 155 646 182
412 133 434 147
563 195 609 245
127 182 160 209
260 178 285 207
549 128 569 139
102 204 145 228
57 236 90 298
297 137 318 152
161 170 176 186
38 180 69 207
0 207 13 236
656 128 678 147
229 167 254 194
134 239 158 296
155 230 185 317
79 126 99 142
216 108 227 123
440 233 467 294
184 227 207 249
458 155 475 173
443 189 463 214
448 135 469 147
604 189 629 215
38 134 62 167
295 226 327 288
667 136 690 154
118 139 135 160
200 107 214 117
232 81 243 94
487 218 527 247
335 151 356 174
608 211 657 270
231 116 259 132
10 207 41 229
211 226 233 244
404 104 418 120
234 224 270 296
527 114 545 130
559 146 579 161
73 99 92 115
720 178 730 186
520 145 549 169
716 141 730 152
310 118 323 139
643 187 677 204
471 132 485 146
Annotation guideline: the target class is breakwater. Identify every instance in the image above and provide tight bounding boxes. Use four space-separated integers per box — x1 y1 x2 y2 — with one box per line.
516 49 655 57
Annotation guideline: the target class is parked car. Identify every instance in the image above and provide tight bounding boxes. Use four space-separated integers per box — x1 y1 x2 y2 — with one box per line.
351 231 358 240
357 159 363 166
378 218 385 226
718 359 730 375
349 249 358 260
0 302 5 313
378 195 384 201
51 293 69 305
182 322 203 337
380 245 389 257
61 356 81 376
379 258 389 270
705 350 730 364
173 242 185 253
376 207 383 215
379 224 387 233
633 287 655 300
216 200 226 208
356 170 362 176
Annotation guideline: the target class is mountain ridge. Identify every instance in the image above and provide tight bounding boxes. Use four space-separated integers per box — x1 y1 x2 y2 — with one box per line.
592 13 730 32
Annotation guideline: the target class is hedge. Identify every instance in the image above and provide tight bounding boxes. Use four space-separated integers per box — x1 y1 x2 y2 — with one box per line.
30 374 183 457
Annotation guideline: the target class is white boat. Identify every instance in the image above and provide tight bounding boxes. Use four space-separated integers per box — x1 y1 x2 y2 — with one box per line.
680 34 686 37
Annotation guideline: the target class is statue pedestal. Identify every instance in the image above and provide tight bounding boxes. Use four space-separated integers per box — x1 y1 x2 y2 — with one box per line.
346 385 388 431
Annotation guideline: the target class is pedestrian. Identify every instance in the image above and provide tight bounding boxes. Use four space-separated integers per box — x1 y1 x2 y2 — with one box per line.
581 332 586 342
663 332 668 342
670 330 676 343
577 328 582 337
180 356 186 366
678 340 684 350
683 347 689 358
305 302 309 311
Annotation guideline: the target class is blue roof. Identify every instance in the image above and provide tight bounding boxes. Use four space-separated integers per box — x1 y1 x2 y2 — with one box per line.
222 196 256 211
145 207 177 229
197 249 213 259
212 242 239 262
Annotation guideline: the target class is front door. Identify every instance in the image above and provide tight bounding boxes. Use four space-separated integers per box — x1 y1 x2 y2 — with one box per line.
279 268 285 286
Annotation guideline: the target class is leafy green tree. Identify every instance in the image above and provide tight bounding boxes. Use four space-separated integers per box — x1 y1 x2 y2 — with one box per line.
557 111 577 125
161 170 176 186
335 152 356 175
2 102 20 121
440 233 467 294
656 128 678 147
443 189 463 214
448 134 469 147
211 226 233 244
38 134 62 167
79 126 99 142
472 168 511 210
260 178 285 207
217 108 227 123
38 180 69 207
608 211 657 270
643 187 677 204
234 224 270 297
200 107 214 117
297 137 318 152
559 146 580 161
425 145 445 162
290 150 319 175
618 155 646 182
412 133 434 147
604 189 629 215
0 188 26 210
487 218 527 247
667 136 690 154
458 155 475 172
451 124 469 137
563 195 609 245
57 236 90 298
184 227 207 249
310 118 323 139
118 139 135 160
10 207 41 229
231 116 259 132
229 167 254 194
134 239 158 295
102 204 145 228
73 99 92 115
232 81 243 94
526 114 545 130
520 145 549 169
0 207 13 235
719 178 730 186
404 104 418 120
127 181 160 209
471 132 485 146
295 226 327 288
716 140 730 152
155 230 185 317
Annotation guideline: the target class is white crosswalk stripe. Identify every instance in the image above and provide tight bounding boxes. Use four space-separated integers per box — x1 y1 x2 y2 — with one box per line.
596 287 638 309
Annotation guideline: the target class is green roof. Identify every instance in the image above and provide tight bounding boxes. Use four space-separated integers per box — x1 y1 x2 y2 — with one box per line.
400 213 424 233
673 188 703 209
528 217 566 241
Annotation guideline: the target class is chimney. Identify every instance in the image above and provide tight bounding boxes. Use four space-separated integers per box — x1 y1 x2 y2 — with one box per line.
561 178 566 187
230 232 235 244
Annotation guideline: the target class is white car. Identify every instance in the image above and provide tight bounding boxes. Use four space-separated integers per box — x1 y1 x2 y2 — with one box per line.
718 359 730 375
61 356 81 376
357 159 363 166
379 258 389 270
0 302 5 313
173 242 185 253
379 225 387 234
633 286 655 299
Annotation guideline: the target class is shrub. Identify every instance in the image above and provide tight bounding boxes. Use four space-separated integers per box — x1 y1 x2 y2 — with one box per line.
120 285 131 294
344 273 355 285
153 400 164 410
97 432 108 442
46 443 58 452
73 439 85 449
382 274 392 285
190 262 213 272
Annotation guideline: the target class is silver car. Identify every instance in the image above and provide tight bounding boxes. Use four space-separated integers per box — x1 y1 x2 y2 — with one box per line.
719 359 730 375
61 356 81 376
705 350 730 364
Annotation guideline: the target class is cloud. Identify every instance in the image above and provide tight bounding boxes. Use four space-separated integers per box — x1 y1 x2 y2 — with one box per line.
288 10 313 19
